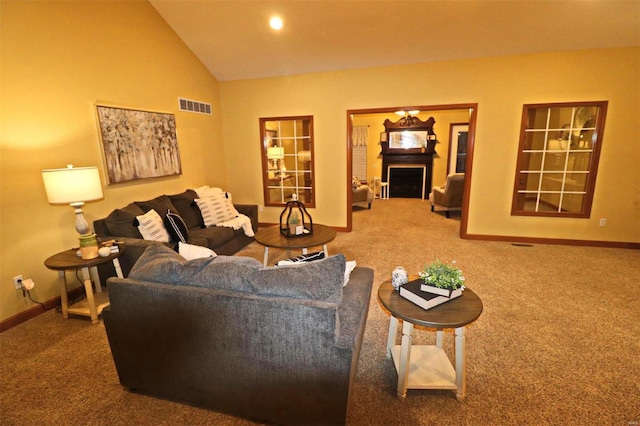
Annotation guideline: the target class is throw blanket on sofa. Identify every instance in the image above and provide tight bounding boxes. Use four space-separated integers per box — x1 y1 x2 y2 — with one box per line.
219 214 255 238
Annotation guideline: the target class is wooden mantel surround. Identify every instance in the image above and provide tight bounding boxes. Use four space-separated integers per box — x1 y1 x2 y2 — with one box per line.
380 115 437 196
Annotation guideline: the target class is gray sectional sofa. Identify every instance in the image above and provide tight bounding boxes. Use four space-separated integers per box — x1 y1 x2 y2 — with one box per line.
103 244 374 425
93 189 258 276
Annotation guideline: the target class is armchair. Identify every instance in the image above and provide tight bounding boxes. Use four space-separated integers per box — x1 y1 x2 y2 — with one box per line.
429 173 465 218
352 177 373 209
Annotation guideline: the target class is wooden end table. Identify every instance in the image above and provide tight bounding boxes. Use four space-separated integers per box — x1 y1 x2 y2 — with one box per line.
378 278 483 400
254 224 337 266
44 247 124 324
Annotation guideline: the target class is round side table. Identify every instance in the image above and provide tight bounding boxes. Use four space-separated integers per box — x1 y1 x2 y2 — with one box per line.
254 224 337 266
44 247 124 324
378 278 483 400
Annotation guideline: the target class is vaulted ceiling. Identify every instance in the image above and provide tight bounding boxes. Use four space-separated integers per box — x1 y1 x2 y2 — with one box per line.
149 1 640 82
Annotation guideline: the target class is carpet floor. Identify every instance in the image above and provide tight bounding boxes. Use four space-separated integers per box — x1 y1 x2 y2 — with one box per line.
1 198 639 425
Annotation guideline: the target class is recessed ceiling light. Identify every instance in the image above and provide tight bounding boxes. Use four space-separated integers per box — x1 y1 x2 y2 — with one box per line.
270 16 283 30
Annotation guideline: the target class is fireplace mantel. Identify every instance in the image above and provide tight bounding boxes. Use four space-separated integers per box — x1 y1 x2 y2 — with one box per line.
380 115 437 196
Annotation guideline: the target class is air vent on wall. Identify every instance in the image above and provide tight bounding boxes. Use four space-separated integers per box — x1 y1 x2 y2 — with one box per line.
178 98 212 115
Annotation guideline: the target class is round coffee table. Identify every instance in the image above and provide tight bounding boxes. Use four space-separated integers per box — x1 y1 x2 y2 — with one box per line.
378 278 483 400
254 224 337 266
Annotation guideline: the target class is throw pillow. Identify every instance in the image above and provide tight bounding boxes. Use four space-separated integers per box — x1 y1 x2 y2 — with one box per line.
249 254 346 304
192 185 224 198
164 209 189 243
178 242 217 260
199 186 224 198
135 209 170 242
352 176 361 189
168 190 204 229
104 203 144 238
129 244 261 293
195 193 239 227
276 251 325 266
344 260 357 287
134 195 178 216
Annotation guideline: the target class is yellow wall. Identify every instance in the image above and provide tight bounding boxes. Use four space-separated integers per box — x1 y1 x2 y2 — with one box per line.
220 47 639 241
0 1 223 321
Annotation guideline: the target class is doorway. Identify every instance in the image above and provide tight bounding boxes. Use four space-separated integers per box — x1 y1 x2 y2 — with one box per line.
346 104 478 236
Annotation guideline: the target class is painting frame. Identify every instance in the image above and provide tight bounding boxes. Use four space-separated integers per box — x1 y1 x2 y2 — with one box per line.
95 104 182 184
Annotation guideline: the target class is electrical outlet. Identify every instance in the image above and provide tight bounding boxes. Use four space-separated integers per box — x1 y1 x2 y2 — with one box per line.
258 205 264 212
13 275 23 290
599 218 607 227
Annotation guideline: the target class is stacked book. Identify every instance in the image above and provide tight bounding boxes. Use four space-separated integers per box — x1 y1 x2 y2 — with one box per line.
399 279 463 311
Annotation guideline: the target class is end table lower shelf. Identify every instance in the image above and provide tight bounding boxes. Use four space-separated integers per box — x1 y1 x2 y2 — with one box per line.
390 345 457 391
66 290 111 319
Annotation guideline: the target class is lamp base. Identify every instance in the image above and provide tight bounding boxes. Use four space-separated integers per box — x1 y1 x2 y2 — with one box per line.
70 202 90 235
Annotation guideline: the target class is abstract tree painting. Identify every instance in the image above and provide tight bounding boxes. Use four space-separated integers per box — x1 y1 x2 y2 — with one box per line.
96 105 181 184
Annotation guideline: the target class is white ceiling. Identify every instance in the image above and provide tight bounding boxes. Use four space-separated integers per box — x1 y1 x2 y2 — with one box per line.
150 0 640 82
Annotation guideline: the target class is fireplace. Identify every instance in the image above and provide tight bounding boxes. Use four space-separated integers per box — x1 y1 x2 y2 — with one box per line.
380 114 436 198
388 166 426 199
382 153 433 199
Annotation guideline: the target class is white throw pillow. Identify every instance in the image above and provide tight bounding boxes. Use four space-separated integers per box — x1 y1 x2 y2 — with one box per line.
135 209 170 242
192 185 210 197
195 193 239 227
178 242 217 260
344 260 357 287
199 186 224 198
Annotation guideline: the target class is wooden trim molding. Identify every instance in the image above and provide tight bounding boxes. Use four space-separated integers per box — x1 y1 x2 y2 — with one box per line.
463 233 639 250
0 286 85 332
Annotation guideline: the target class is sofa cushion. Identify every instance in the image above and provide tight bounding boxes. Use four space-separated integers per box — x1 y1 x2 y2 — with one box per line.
195 193 239 227
104 203 144 238
129 244 261 293
249 254 346 304
135 209 171 242
168 190 204 229
134 195 178 217
164 209 189 243
188 226 239 249
128 244 345 303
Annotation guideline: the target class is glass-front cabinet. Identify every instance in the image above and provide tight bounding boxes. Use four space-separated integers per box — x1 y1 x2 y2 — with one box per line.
260 116 315 207
511 101 607 217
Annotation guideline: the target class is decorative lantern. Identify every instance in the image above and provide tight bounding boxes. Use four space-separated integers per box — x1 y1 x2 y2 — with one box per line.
279 194 313 238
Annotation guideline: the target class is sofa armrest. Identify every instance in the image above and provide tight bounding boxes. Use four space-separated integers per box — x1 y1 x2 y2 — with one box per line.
234 204 258 232
335 267 374 349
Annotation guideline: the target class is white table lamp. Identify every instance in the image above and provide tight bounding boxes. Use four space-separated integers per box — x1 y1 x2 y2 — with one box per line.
267 146 285 170
42 165 104 235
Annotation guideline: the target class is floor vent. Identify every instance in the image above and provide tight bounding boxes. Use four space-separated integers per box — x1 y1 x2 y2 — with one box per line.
178 98 212 115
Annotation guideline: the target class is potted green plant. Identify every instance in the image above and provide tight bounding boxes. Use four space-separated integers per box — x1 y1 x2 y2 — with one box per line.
418 259 465 297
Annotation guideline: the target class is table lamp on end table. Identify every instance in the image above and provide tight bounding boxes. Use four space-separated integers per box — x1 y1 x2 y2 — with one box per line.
42 165 104 259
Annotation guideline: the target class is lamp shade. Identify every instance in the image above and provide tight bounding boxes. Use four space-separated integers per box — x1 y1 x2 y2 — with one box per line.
42 165 103 204
267 146 285 160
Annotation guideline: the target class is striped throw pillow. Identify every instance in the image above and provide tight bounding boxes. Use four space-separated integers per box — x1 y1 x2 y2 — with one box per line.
135 209 170 242
194 193 239 227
